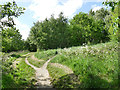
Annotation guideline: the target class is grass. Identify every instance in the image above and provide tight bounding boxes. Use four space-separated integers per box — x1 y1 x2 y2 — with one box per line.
2 41 118 88
16 56 36 88
27 54 46 68
36 41 118 88
11 50 30 56
47 64 67 79
34 49 57 60
2 51 37 88
47 64 80 88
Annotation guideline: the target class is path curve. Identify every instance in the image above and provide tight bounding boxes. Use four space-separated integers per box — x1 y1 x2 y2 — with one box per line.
25 55 56 88
50 63 73 74
31 55 44 61
13 53 30 68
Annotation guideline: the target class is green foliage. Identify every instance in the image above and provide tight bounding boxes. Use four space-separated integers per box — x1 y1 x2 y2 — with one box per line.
0 1 26 52
70 11 109 45
24 38 37 52
102 0 118 11
2 51 29 73
89 9 95 16
1 1 118 52
103 0 119 41
94 8 110 20
108 6 118 41
2 27 24 52
29 12 70 50
29 9 111 50
0 1 25 28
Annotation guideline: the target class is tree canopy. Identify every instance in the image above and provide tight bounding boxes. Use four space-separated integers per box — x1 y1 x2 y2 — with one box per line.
0 1 25 28
1 1 25 52
29 12 70 50
1 0 118 52
28 9 112 50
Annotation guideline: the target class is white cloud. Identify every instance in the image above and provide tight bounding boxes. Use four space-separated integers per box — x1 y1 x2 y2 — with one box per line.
84 0 105 2
29 0 83 21
91 4 97 8
92 5 102 12
14 18 30 40
0 0 32 3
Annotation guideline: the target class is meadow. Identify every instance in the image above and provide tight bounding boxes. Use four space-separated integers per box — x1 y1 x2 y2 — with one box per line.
35 41 118 88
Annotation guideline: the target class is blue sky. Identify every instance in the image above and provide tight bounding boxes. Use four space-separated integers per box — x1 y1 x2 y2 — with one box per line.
1 0 105 40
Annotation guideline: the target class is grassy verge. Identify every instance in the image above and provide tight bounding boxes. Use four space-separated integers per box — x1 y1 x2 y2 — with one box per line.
47 64 80 88
16 56 36 88
47 64 67 79
2 51 36 88
27 55 46 68
13 50 30 56
34 49 57 60
37 41 118 88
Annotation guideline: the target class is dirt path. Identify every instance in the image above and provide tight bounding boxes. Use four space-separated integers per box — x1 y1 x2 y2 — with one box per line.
25 55 56 88
31 55 44 61
50 63 73 74
13 53 30 68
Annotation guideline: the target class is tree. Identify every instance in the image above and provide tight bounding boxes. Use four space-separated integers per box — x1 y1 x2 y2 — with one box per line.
1 1 25 52
108 6 118 41
2 27 24 52
103 0 119 41
94 8 110 21
29 21 47 50
69 11 110 45
51 12 70 48
102 0 118 11
89 9 95 17
0 1 25 28
89 8 111 43
29 12 70 50
24 38 37 52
